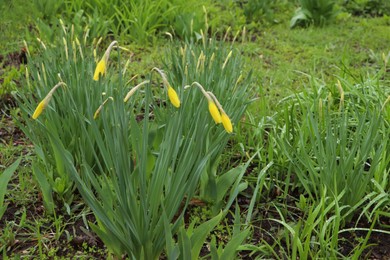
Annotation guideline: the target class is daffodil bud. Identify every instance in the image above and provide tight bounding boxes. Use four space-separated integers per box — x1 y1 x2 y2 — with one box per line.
94 97 114 119
153 67 181 108
221 113 233 133
93 41 118 81
32 82 66 120
124 80 150 103
168 86 181 108
32 99 48 119
93 58 106 81
206 90 233 133
208 101 222 124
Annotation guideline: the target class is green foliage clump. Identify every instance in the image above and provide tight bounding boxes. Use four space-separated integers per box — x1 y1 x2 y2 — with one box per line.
0 65 25 97
26 0 247 45
277 75 390 212
291 0 338 28
15 26 102 214
16 21 254 257
242 0 290 24
343 0 390 17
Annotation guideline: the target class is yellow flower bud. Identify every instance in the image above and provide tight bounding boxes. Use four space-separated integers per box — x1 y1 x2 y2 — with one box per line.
32 82 66 120
152 68 181 108
208 101 222 124
32 99 48 119
93 58 106 81
168 86 180 108
93 41 118 81
221 113 233 133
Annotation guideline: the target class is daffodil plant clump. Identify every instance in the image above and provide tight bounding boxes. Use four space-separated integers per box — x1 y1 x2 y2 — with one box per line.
16 23 253 258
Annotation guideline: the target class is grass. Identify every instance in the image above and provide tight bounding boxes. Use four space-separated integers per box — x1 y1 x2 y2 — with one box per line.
1 0 390 258
239 15 390 105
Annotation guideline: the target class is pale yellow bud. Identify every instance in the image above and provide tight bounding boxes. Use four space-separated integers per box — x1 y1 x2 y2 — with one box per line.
94 97 113 119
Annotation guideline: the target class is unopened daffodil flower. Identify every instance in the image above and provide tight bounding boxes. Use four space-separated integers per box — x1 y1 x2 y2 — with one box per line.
93 97 114 119
221 112 233 133
189 82 224 125
207 91 233 133
208 101 222 124
32 82 66 119
32 100 47 119
93 41 118 81
123 80 150 103
93 59 106 81
167 85 181 108
152 67 181 108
